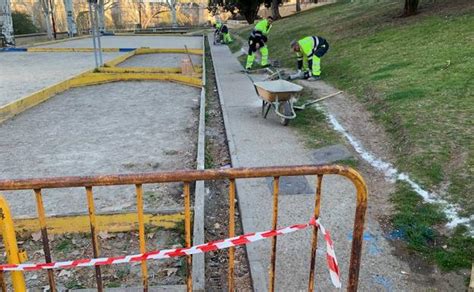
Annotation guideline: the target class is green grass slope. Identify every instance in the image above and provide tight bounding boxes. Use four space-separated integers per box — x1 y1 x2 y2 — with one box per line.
232 0 473 270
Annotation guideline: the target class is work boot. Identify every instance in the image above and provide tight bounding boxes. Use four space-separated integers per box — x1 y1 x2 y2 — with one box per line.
308 76 321 81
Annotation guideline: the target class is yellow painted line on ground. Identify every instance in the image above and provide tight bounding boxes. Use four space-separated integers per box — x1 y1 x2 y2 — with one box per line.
99 66 181 73
135 47 203 55
0 50 202 124
98 66 202 74
14 211 186 235
0 71 90 124
72 72 202 88
103 50 136 67
27 47 121 53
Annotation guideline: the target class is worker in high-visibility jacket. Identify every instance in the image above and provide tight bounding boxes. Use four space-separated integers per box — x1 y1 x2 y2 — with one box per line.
245 16 273 70
290 36 329 81
214 22 233 44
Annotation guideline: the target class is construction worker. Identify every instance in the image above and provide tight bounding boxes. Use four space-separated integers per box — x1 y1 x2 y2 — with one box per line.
290 36 329 81
213 22 233 44
245 16 273 71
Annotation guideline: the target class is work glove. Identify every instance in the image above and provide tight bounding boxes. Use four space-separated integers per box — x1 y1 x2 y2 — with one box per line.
262 35 268 43
303 71 311 79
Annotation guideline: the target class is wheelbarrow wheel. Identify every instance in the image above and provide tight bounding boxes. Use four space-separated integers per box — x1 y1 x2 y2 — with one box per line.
278 101 292 126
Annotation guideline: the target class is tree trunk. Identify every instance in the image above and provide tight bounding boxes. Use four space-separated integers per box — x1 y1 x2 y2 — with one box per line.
97 0 105 32
244 8 259 24
40 0 53 39
404 0 419 16
170 6 177 27
0 0 15 46
166 0 177 27
49 0 56 39
296 0 301 12
271 0 281 19
63 0 77 37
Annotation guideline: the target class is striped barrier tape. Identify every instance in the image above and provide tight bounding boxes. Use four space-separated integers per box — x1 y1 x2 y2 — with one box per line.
0 217 341 288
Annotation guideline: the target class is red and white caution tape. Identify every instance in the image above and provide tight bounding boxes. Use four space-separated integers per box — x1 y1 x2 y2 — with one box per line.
0 218 341 288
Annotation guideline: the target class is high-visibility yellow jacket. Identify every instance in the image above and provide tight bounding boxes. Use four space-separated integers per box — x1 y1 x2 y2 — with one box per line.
254 19 272 36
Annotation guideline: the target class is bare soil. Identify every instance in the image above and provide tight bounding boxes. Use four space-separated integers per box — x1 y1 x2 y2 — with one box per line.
203 43 252 291
5 229 185 290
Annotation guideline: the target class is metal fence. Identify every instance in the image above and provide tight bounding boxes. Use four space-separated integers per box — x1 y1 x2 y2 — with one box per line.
0 165 367 291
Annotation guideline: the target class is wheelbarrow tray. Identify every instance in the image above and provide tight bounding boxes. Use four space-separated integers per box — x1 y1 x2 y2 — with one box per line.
254 80 303 102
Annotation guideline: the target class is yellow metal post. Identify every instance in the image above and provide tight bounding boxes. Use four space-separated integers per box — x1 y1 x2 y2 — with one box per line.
228 179 236 291
269 177 279 292
34 189 56 292
136 184 148 291
85 187 103 292
0 195 26 291
184 182 192 292
308 175 323 292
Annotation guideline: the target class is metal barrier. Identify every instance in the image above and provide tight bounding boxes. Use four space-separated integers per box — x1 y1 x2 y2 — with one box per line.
0 165 367 291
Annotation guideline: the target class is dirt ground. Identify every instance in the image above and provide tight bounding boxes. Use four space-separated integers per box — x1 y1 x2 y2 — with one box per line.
9 228 185 290
203 46 252 291
36 36 203 50
118 53 202 68
0 52 122 106
0 81 199 217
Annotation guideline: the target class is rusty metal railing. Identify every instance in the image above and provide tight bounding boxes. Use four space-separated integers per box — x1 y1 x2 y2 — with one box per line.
0 165 367 291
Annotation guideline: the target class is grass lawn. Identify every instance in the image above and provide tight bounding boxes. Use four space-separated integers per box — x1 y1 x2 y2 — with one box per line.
228 0 473 271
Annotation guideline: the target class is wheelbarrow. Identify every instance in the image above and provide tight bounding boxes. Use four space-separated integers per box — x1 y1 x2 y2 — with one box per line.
253 80 303 126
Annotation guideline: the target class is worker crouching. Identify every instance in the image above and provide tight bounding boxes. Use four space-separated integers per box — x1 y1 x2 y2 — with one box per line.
214 22 233 44
290 36 329 81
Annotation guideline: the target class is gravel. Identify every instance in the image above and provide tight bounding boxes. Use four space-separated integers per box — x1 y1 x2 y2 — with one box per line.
0 81 200 217
118 53 202 68
0 52 123 107
36 36 203 49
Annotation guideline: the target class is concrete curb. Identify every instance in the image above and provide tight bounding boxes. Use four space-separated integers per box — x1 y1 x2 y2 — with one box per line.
191 35 206 291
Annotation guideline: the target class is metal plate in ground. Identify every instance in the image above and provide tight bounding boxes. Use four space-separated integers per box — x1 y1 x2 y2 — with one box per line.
266 176 314 195
311 144 353 164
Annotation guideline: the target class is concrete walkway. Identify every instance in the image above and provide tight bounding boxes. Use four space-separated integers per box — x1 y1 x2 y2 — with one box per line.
208 35 445 291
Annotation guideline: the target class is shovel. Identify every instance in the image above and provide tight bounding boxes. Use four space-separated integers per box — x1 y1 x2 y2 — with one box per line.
293 91 343 110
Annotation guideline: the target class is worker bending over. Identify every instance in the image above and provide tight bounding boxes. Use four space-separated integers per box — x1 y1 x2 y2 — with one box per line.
246 16 273 71
290 36 329 81
214 22 233 44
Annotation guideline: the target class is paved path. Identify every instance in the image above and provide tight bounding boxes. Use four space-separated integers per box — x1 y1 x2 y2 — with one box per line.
208 35 461 291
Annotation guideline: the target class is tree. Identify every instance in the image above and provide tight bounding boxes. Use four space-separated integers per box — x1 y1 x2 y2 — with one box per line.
403 0 419 16
11 12 39 35
208 0 262 24
39 0 54 39
262 0 281 19
166 0 178 27
98 0 118 32
141 4 167 29
76 10 90 34
270 0 280 19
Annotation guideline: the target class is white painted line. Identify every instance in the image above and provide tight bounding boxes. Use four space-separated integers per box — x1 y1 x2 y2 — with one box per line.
316 105 473 231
